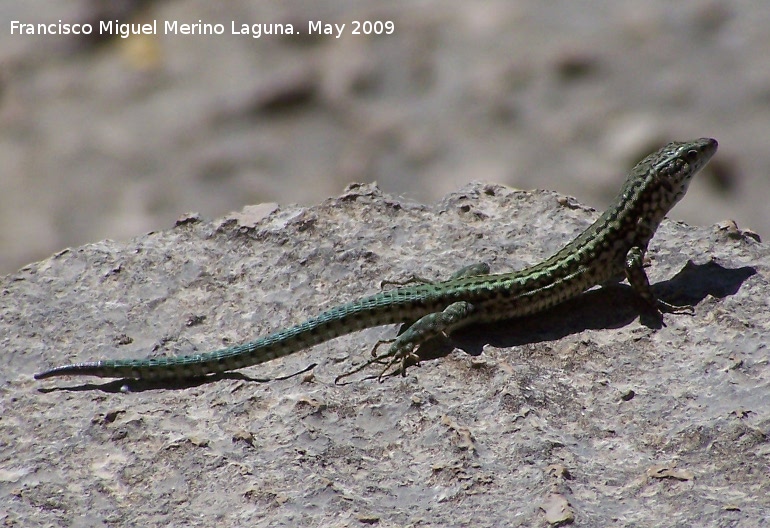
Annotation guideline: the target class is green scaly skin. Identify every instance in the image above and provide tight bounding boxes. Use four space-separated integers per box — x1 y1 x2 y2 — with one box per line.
35 138 718 382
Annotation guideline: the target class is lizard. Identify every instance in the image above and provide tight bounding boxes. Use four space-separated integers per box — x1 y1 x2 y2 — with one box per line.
35 137 718 383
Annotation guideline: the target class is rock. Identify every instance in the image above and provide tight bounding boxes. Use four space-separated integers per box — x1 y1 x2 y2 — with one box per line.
2 183 768 526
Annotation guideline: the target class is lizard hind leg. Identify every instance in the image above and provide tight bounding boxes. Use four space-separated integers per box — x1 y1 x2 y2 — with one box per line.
447 262 491 280
377 301 477 379
379 262 491 289
334 301 475 383
336 265 490 384
335 300 477 384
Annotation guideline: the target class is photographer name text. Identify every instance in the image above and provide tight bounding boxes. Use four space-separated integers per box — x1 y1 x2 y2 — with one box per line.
10 19 395 39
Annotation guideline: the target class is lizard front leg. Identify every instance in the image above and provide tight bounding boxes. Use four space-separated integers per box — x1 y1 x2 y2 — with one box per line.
625 247 693 314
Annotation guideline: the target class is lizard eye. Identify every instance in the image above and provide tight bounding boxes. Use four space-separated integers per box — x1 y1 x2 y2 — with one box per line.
685 149 700 163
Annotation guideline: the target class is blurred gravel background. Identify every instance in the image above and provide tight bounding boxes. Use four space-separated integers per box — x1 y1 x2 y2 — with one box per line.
1 0 768 273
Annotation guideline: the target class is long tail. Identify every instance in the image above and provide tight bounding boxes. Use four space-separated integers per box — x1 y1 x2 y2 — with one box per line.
34 291 415 380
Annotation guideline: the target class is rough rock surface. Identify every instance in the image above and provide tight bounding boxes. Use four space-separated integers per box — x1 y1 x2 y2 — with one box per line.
2 183 768 527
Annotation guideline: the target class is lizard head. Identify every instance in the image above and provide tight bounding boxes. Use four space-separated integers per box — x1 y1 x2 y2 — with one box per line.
648 137 718 208
608 137 718 248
